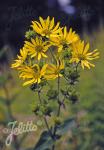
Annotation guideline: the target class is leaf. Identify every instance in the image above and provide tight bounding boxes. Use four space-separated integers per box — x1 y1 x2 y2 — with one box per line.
11 93 19 104
56 118 76 136
34 131 54 150
32 118 76 150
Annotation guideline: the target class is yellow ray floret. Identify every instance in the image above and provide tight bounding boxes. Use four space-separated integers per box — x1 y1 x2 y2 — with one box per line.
31 16 62 38
45 59 64 80
19 64 48 86
24 37 51 60
50 26 79 52
11 47 28 69
70 41 99 69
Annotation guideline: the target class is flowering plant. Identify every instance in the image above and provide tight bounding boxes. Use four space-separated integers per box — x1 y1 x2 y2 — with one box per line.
11 16 99 150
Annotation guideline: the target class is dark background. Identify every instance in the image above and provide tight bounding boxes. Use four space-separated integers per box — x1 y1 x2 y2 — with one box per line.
0 0 104 50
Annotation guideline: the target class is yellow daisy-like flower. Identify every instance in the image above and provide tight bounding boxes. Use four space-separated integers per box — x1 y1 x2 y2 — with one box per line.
50 26 79 52
11 47 28 69
24 37 51 60
31 16 62 38
45 59 64 80
70 41 99 69
19 64 48 86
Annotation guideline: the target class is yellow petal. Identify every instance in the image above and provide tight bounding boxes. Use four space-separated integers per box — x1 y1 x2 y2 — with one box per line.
37 78 41 83
31 22 41 33
64 27 67 38
23 79 36 86
38 53 41 60
34 21 43 29
41 64 48 75
35 37 39 45
31 38 36 45
39 17 45 28
25 41 34 48
46 16 50 27
49 17 54 30
52 22 60 31
41 53 47 58
83 43 90 54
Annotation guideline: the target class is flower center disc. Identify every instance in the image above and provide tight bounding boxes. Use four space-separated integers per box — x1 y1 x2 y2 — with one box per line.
35 45 43 52
78 54 85 60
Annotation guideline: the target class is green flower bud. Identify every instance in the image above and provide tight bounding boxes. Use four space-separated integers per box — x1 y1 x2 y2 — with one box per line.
25 30 36 39
61 89 68 96
70 71 80 82
63 49 71 59
36 120 43 126
30 83 38 91
53 117 62 126
30 83 41 92
69 92 79 104
47 89 58 100
45 106 52 116
60 69 65 75
33 104 40 114
39 79 47 87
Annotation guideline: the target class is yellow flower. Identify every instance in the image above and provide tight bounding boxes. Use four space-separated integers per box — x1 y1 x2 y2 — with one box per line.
19 64 48 86
45 59 64 80
24 37 50 60
70 41 99 69
50 26 79 52
31 16 62 38
11 47 28 69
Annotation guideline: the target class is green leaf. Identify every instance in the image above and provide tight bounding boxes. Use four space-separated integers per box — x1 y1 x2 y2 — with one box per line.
56 118 76 136
34 131 54 150
32 118 76 150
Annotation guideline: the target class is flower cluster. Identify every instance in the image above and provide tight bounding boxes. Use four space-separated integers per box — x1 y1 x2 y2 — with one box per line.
11 16 99 86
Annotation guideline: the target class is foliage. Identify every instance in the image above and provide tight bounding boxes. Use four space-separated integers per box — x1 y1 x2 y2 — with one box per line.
0 57 29 150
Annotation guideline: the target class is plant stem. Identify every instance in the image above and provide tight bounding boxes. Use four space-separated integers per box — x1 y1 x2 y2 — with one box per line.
37 90 42 103
57 74 61 116
37 89 53 139
76 62 79 73
52 75 61 150
44 117 53 139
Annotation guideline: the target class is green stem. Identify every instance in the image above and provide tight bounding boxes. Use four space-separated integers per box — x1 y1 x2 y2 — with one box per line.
37 89 53 139
44 117 54 139
37 90 42 103
57 75 61 117
58 75 60 101
52 75 61 150
57 75 61 116
50 48 57 64
75 62 79 73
